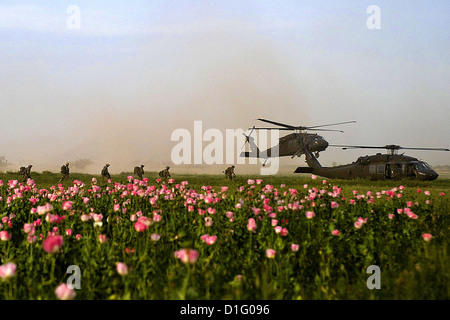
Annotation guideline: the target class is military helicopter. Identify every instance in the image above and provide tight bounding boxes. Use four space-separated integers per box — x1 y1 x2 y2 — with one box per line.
294 144 449 181
240 118 356 166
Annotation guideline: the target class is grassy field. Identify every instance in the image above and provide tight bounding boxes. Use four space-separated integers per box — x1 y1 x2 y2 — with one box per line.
2 170 450 195
0 170 449 300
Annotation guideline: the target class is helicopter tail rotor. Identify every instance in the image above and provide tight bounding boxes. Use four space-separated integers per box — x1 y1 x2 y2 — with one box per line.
241 126 256 150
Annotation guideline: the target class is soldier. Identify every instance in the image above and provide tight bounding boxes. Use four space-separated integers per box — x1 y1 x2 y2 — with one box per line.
19 165 32 181
159 166 171 180
25 165 32 180
224 165 236 180
59 162 70 182
134 165 145 180
101 164 111 180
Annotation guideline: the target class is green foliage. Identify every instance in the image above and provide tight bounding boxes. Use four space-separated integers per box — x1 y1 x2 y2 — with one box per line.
0 172 448 300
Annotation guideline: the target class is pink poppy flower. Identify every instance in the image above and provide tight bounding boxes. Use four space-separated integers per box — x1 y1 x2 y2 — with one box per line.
204 216 213 227
200 234 217 245
291 244 299 252
23 223 34 234
0 262 17 280
98 234 107 243
266 249 276 259
174 249 198 264
134 221 147 232
332 229 340 236
305 211 315 219
422 233 432 242
247 218 257 232
116 262 129 276
55 283 76 300
0 231 11 242
331 201 339 209
62 201 73 211
42 235 63 254
151 233 161 241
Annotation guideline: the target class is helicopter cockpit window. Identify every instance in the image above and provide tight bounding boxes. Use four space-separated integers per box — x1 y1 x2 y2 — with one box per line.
415 163 426 171
419 162 432 170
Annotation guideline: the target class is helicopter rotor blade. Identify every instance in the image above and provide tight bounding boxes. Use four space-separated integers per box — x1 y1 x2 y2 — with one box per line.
256 119 296 129
251 127 294 130
328 144 384 150
329 144 450 151
397 147 450 152
256 119 356 132
303 128 345 133
303 120 356 130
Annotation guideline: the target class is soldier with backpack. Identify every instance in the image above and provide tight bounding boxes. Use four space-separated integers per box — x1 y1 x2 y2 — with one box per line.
159 166 171 180
134 165 145 180
101 164 111 180
59 162 70 182
19 165 32 181
224 165 236 180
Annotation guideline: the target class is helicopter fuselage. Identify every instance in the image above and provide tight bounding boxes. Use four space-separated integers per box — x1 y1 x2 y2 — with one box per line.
242 132 329 158
298 151 439 181
278 133 329 157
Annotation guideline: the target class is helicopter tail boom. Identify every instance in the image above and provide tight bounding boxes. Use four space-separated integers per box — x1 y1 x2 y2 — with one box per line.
293 167 314 174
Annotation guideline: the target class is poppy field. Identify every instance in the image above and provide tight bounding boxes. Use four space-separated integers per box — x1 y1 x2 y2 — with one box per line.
0 172 448 300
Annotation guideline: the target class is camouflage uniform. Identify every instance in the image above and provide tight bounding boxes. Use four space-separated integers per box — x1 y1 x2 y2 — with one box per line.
59 162 70 182
134 165 145 180
224 165 235 180
159 166 171 180
19 165 32 181
101 164 111 180
25 165 32 180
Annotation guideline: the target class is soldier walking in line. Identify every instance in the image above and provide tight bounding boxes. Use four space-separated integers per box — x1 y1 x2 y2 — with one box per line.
25 165 32 180
134 164 145 180
19 165 33 182
101 164 111 180
159 166 171 180
59 162 70 182
223 165 236 180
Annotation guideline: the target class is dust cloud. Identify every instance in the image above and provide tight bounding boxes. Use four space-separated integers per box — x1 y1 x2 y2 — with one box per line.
54 33 310 175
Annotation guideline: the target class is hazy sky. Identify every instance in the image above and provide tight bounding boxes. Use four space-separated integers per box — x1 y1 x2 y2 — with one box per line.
1 0 449 173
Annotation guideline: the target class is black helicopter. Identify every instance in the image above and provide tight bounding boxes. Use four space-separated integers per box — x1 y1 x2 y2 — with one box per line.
294 144 449 181
240 118 356 166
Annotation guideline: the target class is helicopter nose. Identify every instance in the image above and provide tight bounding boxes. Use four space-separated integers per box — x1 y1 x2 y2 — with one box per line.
428 170 439 181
